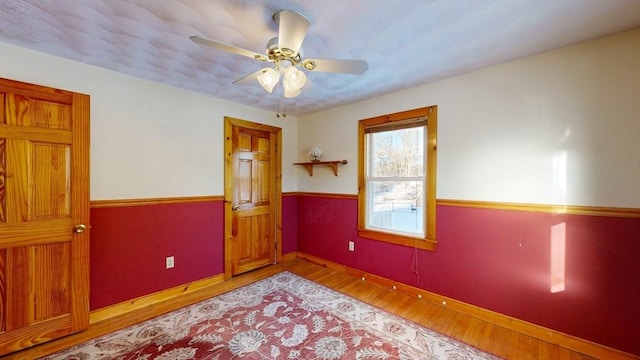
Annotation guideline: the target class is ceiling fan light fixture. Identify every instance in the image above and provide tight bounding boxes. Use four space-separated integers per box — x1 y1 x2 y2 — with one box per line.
283 86 301 98
257 68 281 93
283 70 302 98
283 66 306 91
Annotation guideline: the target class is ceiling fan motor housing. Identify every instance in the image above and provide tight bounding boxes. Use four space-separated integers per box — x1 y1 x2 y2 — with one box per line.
266 36 302 65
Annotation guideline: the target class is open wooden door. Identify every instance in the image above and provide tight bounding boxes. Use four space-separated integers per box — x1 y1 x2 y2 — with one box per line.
224 117 281 279
0 78 90 355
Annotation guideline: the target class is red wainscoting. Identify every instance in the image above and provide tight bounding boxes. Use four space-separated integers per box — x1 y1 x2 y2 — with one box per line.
90 196 299 310
89 200 224 310
282 195 299 255
296 194 640 356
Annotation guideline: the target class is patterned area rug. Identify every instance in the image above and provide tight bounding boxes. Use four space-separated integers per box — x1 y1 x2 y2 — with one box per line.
44 272 500 359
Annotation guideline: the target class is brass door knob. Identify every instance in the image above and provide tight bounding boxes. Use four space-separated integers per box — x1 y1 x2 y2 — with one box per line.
74 224 86 233
231 204 240 211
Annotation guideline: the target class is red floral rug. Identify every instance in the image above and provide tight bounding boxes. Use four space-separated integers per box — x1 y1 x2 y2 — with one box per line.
43 272 500 359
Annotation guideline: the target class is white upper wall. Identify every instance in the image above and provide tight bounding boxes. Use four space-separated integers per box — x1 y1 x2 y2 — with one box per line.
0 42 298 200
1 28 638 207
297 29 640 208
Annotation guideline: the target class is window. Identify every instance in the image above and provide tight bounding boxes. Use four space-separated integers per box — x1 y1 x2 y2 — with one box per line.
357 106 437 251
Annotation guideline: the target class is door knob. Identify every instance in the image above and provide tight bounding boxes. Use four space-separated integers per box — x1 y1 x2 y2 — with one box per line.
231 204 240 211
74 224 86 233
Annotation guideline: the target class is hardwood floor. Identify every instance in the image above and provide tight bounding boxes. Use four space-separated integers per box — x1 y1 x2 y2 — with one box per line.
281 259 598 360
4 258 623 359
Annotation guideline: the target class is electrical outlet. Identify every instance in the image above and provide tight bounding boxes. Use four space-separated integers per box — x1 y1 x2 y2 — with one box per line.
166 256 175 269
348 241 355 251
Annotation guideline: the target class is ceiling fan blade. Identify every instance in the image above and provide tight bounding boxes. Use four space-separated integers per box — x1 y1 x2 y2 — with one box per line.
232 68 267 85
303 58 369 75
190 36 266 61
274 10 309 55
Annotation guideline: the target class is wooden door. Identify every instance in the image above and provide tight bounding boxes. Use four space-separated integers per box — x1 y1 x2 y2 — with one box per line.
224 117 281 278
0 78 90 355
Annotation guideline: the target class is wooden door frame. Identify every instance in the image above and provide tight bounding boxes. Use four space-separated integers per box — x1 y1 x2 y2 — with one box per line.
223 117 282 280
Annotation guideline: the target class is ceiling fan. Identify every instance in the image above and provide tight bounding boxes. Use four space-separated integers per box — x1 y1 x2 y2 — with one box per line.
190 9 369 98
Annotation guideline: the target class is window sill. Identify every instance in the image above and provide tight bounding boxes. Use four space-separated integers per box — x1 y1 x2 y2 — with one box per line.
357 228 437 251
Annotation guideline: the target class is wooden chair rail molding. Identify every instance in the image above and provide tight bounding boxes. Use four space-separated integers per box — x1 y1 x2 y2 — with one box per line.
296 252 639 360
91 195 223 208
289 193 640 219
292 192 358 199
437 199 640 218
89 195 639 218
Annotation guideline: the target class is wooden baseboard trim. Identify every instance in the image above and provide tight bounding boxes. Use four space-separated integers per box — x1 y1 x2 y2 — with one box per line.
91 254 302 325
295 252 639 360
90 273 226 324
282 251 298 262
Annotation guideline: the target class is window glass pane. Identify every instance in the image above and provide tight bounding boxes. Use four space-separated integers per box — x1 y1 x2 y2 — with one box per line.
371 127 424 177
368 180 424 236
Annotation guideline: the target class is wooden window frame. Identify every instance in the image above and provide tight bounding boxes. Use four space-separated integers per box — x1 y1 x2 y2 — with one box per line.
357 106 438 251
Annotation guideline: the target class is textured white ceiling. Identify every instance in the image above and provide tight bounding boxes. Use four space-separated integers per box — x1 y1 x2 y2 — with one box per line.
1 0 639 116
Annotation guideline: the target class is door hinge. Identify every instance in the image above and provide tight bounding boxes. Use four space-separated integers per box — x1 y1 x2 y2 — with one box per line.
273 242 278 264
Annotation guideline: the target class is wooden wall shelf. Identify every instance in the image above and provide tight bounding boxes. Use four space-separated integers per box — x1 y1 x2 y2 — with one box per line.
294 160 348 176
